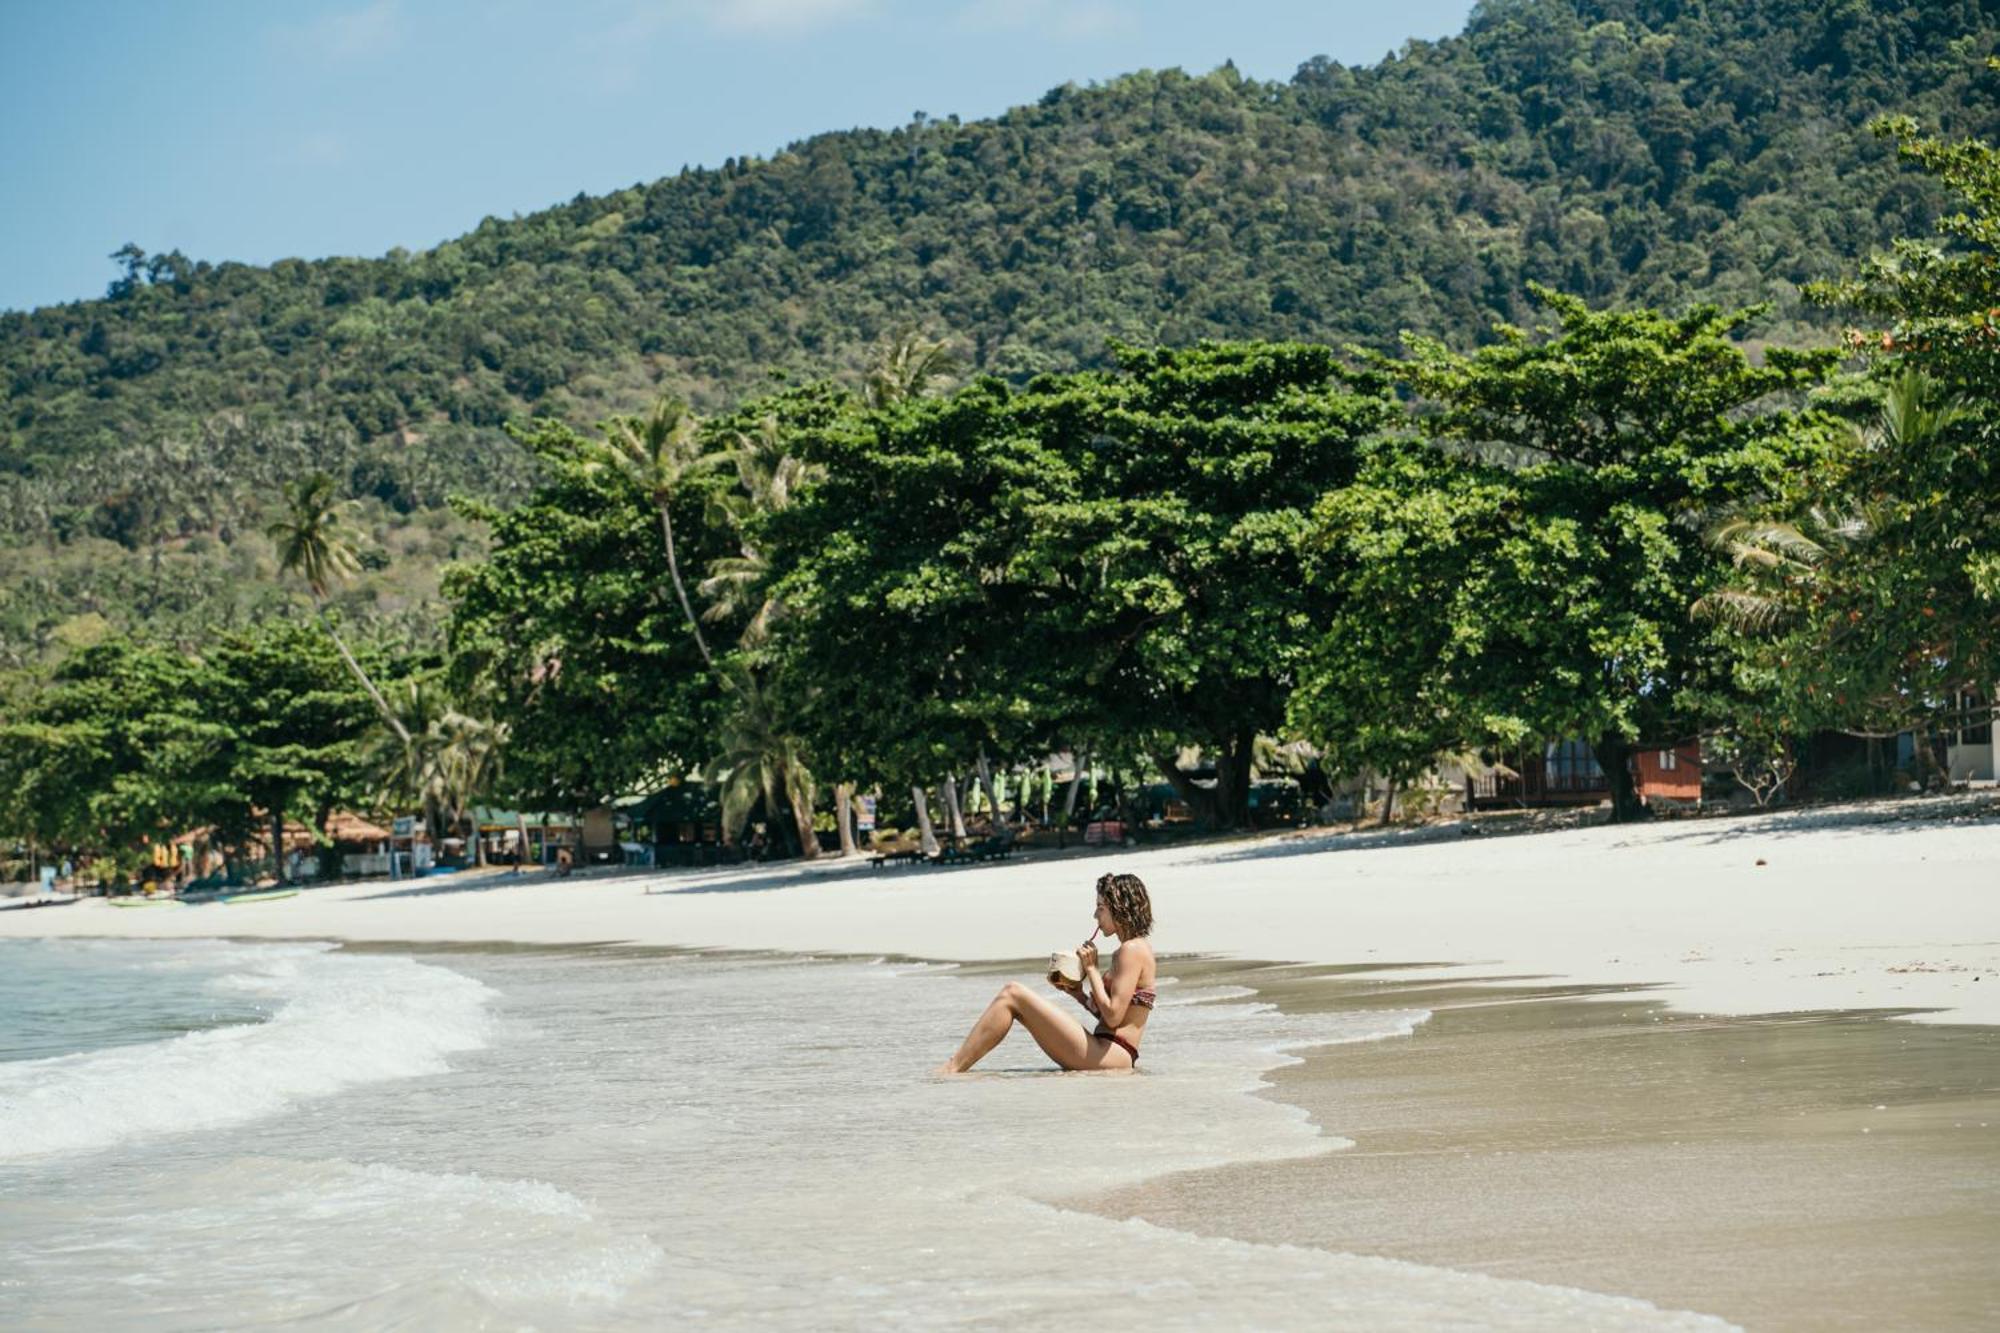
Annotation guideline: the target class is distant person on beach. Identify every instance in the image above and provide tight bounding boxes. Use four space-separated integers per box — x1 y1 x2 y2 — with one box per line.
938 872 1156 1074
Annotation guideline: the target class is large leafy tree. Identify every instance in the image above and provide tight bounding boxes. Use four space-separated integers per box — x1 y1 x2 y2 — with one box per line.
1290 442 1511 818
1775 113 2000 735
0 640 223 874
770 379 1049 821
1302 292 1838 820
1008 343 1401 826
202 622 378 880
0 627 385 879
446 417 733 810
773 342 1399 828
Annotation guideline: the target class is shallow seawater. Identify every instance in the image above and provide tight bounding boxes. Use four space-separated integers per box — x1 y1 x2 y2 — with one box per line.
0 940 1732 1330
0 938 280 1063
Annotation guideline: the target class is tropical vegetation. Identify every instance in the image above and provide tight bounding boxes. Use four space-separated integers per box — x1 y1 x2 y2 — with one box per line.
5 6 2000 882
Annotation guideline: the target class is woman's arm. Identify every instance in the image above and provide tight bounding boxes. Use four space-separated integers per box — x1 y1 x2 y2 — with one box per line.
1051 974 1096 1014
1080 943 1138 1028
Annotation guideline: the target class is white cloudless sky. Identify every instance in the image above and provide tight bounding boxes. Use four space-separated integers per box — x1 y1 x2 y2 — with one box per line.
0 0 1477 312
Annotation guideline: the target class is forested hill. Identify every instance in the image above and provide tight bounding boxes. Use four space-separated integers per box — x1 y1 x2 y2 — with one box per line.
2 0 1997 658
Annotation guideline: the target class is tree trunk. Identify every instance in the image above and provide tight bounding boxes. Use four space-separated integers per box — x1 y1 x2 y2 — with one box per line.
911 786 940 858
975 751 1009 835
788 777 821 860
1379 776 1398 828
1060 754 1089 848
1592 734 1647 823
1151 747 1224 829
1214 726 1257 830
314 603 411 747
834 784 857 857
515 811 531 873
314 801 338 881
658 504 714 670
941 774 968 844
269 808 287 883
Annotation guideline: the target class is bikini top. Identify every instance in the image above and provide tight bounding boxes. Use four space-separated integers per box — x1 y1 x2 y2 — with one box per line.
1083 986 1155 1013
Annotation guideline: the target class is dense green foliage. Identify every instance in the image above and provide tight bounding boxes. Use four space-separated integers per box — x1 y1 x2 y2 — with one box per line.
442 418 737 808
1707 111 2000 743
1293 293 1839 816
0 622 381 874
7 7 2000 869
771 343 1399 825
3 0 1997 655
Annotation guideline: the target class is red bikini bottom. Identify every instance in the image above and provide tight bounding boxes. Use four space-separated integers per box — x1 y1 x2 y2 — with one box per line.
1093 1026 1139 1064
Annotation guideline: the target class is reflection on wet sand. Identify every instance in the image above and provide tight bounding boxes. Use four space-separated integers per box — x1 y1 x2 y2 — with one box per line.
1084 960 2000 1333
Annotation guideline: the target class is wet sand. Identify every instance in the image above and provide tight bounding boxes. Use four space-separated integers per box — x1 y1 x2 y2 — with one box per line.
1080 961 2000 1331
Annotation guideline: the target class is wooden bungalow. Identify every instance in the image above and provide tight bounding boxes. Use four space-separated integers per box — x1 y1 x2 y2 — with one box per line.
1466 739 1703 811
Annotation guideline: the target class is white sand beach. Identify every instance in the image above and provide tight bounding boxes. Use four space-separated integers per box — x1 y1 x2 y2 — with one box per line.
6 797 1996 1331
8 796 1997 1024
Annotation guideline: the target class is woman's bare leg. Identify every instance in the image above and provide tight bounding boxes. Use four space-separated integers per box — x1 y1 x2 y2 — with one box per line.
940 982 1131 1073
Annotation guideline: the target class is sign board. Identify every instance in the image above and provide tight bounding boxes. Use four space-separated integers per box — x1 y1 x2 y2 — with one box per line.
857 795 877 833
392 815 417 838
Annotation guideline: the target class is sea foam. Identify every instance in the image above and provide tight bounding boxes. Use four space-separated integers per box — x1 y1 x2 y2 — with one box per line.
0 942 493 1161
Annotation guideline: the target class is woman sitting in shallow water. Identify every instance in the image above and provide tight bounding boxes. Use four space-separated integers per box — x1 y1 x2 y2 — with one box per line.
939 872 1156 1074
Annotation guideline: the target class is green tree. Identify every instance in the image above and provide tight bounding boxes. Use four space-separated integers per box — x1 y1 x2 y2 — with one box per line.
446 419 729 811
582 395 720 668
0 640 226 877
1291 440 1508 821
703 670 819 857
266 471 412 747
1792 113 2000 734
773 342 1399 828
204 622 378 881
1315 292 1838 820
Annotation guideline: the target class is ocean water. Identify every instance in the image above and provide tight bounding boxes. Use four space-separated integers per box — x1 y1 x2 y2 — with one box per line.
0 939 1734 1330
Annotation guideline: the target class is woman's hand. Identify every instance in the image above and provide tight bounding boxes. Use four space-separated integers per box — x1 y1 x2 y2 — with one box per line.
1077 941 1099 973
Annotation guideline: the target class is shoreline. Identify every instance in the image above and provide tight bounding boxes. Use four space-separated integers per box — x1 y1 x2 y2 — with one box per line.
4 794 1998 1025
1078 961 2000 1332
8 932 1994 1327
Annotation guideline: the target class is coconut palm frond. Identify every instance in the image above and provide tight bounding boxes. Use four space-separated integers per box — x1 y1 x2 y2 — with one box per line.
1691 587 1790 633
266 472 360 599
865 330 962 409
1880 367 1973 450
1707 515 1832 570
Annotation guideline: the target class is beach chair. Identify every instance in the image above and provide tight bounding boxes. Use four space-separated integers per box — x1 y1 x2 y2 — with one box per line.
869 829 925 868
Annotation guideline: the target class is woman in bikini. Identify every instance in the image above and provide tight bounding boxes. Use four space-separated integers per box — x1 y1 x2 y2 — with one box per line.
938 872 1155 1074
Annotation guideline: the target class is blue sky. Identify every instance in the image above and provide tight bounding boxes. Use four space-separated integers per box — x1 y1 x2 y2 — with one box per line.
0 1 1475 313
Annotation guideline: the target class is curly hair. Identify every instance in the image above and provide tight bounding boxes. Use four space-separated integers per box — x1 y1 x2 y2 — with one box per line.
1095 872 1153 939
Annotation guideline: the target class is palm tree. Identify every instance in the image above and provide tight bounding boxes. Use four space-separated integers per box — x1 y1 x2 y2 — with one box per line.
865 330 961 409
363 680 450 841
267 471 410 747
433 709 509 865
583 395 717 668
698 415 823 648
1692 503 1878 633
1693 372 1964 635
363 680 510 863
703 672 819 859
696 418 838 857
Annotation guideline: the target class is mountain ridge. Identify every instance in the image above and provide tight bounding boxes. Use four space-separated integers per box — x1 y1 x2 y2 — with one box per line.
1 0 1995 659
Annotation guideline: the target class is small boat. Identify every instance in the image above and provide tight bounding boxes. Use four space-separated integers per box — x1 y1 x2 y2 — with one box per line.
218 888 300 905
108 897 181 908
